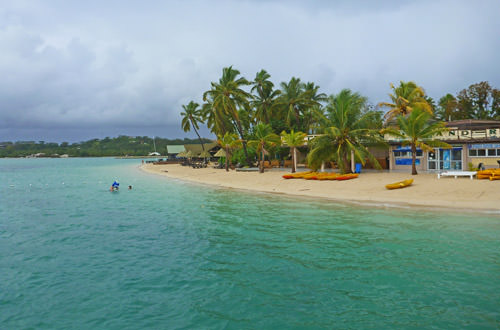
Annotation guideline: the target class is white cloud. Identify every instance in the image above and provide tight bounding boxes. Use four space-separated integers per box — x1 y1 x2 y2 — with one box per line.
0 0 499 141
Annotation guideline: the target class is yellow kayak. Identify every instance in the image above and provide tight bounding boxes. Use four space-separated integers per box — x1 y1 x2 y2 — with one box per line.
385 179 414 190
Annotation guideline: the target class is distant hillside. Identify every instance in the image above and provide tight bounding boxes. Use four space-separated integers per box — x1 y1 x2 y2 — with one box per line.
0 136 214 157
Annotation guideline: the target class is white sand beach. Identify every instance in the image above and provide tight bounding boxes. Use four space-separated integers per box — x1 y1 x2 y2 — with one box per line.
141 164 500 213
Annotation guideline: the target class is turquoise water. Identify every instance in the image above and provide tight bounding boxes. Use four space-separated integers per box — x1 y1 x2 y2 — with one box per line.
1 158 499 329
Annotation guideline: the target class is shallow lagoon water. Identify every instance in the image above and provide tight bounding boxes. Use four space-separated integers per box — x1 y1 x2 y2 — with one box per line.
1 158 499 329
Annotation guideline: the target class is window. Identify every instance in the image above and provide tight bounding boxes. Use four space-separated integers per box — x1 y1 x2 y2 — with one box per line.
469 148 500 157
393 149 422 157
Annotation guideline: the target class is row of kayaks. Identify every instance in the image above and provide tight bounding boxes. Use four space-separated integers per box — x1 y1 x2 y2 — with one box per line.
282 171 415 189
282 171 359 181
477 169 500 180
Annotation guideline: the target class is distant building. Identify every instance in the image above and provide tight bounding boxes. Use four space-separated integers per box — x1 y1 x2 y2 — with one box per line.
183 142 219 157
165 145 186 158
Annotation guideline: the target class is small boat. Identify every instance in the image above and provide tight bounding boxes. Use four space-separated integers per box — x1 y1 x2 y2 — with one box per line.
385 179 413 190
317 173 339 180
282 171 313 179
335 173 359 181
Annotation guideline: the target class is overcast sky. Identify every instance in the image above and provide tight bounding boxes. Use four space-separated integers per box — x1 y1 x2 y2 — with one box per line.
1 0 499 142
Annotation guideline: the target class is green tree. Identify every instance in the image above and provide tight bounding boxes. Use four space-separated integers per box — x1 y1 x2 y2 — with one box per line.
181 101 205 151
308 89 386 174
251 69 280 124
280 130 307 173
383 108 451 175
203 66 252 165
436 93 460 121
275 77 322 131
248 123 281 173
378 81 432 123
217 132 242 171
456 81 500 119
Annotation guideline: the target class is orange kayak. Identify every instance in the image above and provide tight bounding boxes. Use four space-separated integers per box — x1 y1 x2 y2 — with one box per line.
335 173 359 180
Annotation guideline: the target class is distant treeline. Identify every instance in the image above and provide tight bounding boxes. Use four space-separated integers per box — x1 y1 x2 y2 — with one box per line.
0 136 213 158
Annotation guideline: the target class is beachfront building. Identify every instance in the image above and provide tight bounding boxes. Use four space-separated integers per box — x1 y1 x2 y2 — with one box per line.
165 145 186 158
183 142 219 157
386 120 500 171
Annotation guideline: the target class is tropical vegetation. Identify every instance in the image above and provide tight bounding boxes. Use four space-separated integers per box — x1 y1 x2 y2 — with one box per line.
383 108 451 175
280 130 307 173
217 132 242 171
178 65 498 174
0 136 210 158
307 89 386 174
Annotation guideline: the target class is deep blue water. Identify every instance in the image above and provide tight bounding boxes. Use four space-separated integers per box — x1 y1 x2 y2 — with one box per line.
1 158 499 329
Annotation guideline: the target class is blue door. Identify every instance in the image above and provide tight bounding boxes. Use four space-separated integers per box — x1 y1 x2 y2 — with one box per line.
443 149 451 170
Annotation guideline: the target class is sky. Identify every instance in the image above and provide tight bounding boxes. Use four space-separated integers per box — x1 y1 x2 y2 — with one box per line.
1 0 499 142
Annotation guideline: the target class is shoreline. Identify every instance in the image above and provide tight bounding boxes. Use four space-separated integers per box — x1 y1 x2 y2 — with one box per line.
140 164 500 214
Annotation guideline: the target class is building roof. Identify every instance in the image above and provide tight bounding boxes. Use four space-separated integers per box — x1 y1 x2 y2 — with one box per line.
184 142 218 155
166 145 186 154
445 119 500 130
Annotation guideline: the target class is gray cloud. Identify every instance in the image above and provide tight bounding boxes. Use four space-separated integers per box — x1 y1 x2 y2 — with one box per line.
0 0 499 141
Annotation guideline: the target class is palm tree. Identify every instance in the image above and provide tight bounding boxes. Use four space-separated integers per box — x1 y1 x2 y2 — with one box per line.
201 95 232 136
302 82 327 133
308 89 386 174
378 81 432 123
383 108 451 175
281 130 307 173
274 77 312 130
217 132 242 172
203 66 252 165
181 101 205 150
251 70 280 124
436 93 459 121
251 69 274 98
248 123 281 173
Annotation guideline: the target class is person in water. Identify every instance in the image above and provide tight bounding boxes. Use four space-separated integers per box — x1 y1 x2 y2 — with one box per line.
110 181 119 191
128 185 132 190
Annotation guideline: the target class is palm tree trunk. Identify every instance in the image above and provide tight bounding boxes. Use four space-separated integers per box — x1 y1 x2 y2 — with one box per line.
225 147 229 172
342 152 350 174
260 146 264 173
294 108 301 129
292 147 296 173
190 117 205 151
411 143 418 175
234 119 251 166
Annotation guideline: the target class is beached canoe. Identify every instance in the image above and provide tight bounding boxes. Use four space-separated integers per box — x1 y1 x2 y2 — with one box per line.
304 172 322 180
385 179 414 190
317 174 339 180
282 171 313 179
335 173 359 181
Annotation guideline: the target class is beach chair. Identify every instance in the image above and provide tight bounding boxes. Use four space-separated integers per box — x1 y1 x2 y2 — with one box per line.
271 160 280 168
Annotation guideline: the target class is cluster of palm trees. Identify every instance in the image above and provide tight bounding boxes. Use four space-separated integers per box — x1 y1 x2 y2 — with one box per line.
181 66 450 175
